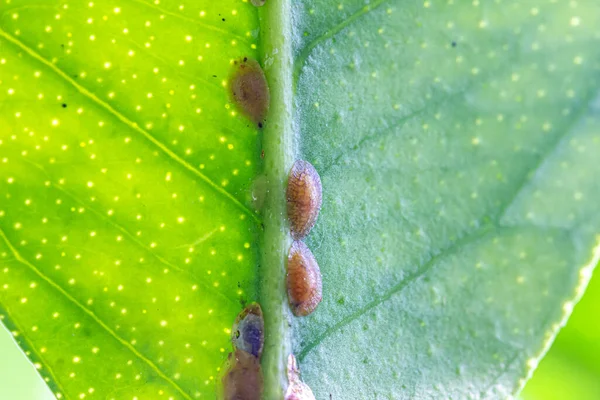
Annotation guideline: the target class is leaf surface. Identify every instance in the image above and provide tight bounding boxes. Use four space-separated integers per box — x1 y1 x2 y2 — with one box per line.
0 1 261 398
292 0 600 398
0 0 600 399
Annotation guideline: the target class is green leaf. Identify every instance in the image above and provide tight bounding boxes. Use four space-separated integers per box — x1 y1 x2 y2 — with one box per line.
0 1 262 399
1 1 600 400
290 0 600 398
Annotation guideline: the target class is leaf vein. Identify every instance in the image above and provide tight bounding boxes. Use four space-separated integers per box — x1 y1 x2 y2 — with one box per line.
0 228 194 400
297 225 496 361
293 0 391 86
298 89 599 360
0 27 260 224
498 88 600 220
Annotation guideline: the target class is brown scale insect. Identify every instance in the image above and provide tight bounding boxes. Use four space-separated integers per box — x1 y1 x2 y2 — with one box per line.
230 57 270 128
231 302 264 359
287 241 322 317
284 354 316 400
220 349 263 400
286 160 322 240
250 0 266 6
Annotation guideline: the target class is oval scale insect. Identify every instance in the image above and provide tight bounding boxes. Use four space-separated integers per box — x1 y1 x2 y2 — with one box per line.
220 349 263 400
231 302 264 359
287 241 322 317
250 0 266 6
286 160 322 240
284 354 316 400
230 57 270 128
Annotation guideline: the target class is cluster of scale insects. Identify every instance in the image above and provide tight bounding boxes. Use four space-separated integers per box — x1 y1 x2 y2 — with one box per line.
221 303 318 400
221 156 322 399
221 16 324 397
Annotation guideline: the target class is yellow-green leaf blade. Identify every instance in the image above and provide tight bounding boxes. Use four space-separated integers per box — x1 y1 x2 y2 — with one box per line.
0 1 261 398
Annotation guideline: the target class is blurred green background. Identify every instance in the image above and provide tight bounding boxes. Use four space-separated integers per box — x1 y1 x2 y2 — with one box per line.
522 263 600 400
1 266 599 399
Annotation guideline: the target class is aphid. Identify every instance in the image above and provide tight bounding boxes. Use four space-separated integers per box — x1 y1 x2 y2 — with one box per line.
251 0 266 6
286 160 322 240
221 349 263 400
231 302 264 359
230 57 270 128
287 241 322 317
284 354 316 400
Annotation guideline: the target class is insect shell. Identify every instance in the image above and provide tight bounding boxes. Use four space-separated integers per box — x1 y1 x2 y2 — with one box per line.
231 302 264 359
287 241 322 317
286 160 322 240
284 354 316 400
220 349 263 400
230 57 270 128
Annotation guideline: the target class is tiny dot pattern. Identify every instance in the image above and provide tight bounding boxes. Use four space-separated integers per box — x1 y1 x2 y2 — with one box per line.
0 0 261 399
293 0 600 398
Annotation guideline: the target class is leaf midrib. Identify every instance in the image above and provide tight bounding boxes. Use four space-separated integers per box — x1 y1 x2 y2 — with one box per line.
258 0 296 397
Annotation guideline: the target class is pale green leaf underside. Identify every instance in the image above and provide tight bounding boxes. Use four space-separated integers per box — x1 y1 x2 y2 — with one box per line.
293 0 600 398
1 0 600 399
0 1 261 399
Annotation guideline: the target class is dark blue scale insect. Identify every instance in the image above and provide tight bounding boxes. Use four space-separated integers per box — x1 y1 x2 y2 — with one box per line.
240 319 262 358
231 303 264 359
